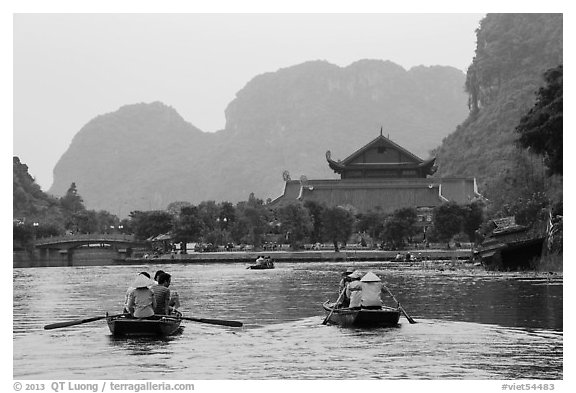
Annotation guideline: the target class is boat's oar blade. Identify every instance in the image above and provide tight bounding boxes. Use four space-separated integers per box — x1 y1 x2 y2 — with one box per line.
398 303 416 324
323 288 346 325
382 285 417 324
44 315 106 330
182 316 243 327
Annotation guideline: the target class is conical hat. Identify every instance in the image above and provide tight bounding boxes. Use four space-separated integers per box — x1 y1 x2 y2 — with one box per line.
360 271 381 282
342 267 355 276
131 274 155 288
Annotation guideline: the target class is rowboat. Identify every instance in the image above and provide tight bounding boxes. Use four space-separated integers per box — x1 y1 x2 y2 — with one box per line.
247 263 274 269
322 301 401 327
247 259 275 269
106 313 182 337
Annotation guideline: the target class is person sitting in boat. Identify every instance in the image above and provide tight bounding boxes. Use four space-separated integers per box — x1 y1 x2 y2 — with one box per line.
151 272 172 316
154 270 180 311
346 270 363 310
360 271 384 309
264 256 273 268
123 271 151 314
255 255 265 265
336 267 355 307
126 274 157 319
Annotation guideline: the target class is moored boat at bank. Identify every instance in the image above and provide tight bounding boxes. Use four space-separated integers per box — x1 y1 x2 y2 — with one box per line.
322 301 401 327
475 217 548 270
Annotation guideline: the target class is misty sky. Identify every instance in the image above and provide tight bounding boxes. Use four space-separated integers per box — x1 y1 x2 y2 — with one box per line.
13 13 485 191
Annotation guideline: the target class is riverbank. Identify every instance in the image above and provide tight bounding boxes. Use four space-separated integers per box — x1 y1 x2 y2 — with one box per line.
13 248 473 268
125 248 473 264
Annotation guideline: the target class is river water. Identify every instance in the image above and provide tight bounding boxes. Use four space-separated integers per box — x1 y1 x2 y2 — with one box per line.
13 261 563 380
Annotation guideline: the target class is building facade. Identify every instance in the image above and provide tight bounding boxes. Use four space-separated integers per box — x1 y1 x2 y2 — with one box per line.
270 133 482 220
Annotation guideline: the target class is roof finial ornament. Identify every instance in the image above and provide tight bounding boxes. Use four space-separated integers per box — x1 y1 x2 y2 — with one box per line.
380 126 383 137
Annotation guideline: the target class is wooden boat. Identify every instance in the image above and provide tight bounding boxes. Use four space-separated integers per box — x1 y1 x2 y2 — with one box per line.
247 259 275 269
106 313 182 336
322 301 401 327
475 217 547 270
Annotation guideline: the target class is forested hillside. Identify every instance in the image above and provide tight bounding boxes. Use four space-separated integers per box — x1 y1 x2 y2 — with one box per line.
433 14 562 210
13 157 63 223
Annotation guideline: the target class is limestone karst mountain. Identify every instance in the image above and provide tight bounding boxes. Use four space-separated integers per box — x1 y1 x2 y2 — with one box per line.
49 60 469 215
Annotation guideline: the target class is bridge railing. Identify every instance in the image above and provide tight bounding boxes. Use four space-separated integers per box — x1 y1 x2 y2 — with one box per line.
35 233 138 246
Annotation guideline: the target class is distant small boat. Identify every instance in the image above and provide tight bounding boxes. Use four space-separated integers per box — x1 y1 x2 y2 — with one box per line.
106 313 182 337
247 258 275 269
322 301 401 327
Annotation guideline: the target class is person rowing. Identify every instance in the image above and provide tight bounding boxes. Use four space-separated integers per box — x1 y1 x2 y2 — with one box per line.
346 270 363 310
151 272 173 316
154 270 180 311
336 267 355 308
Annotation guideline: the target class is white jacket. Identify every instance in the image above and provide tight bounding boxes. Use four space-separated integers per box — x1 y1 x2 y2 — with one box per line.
361 281 383 307
346 280 363 308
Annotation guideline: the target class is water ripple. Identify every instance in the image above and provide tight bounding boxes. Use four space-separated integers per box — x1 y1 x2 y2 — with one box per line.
13 263 562 379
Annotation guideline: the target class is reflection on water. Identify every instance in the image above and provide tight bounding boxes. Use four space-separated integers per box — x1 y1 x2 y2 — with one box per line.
13 262 562 379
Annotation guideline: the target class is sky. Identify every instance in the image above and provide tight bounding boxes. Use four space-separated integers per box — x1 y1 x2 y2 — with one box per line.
12 12 486 191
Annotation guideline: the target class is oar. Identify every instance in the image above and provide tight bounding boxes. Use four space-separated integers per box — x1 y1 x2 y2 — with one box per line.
382 285 416 324
44 313 126 330
180 316 243 327
322 288 346 325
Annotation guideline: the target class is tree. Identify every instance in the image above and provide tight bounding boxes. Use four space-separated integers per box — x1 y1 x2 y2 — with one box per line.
60 182 85 213
232 196 270 247
431 202 464 246
68 210 98 234
95 210 119 233
381 216 407 249
356 208 385 244
237 205 270 247
303 200 326 244
218 201 236 230
379 208 418 249
197 200 220 234
13 222 34 249
166 201 192 217
394 207 419 241
129 210 173 240
461 201 485 243
33 221 63 238
516 65 563 176
277 203 313 249
172 206 204 253
499 191 549 227
321 206 355 252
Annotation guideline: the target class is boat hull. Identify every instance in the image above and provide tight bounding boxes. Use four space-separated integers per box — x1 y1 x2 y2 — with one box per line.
106 314 181 337
247 263 274 269
322 301 400 327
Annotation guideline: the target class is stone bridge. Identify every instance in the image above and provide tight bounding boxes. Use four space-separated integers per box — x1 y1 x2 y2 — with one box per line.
22 234 146 267
34 233 143 250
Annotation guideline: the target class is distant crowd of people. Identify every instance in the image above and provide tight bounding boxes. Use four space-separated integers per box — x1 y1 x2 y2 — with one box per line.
123 270 180 318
